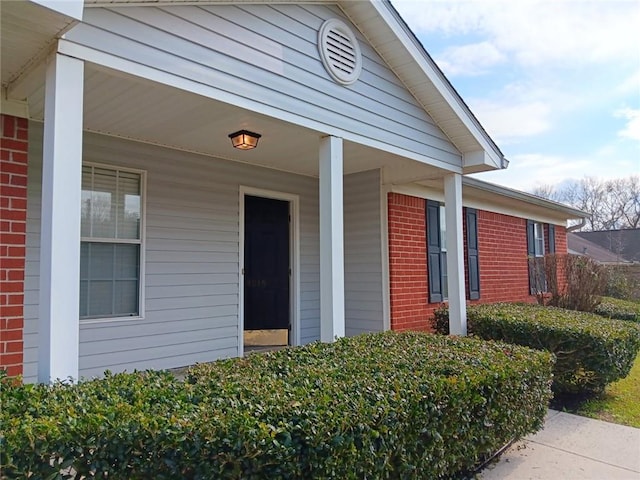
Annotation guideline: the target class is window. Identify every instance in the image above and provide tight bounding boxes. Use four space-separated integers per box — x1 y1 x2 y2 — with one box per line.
534 222 545 256
426 201 480 303
439 205 448 300
527 220 547 294
80 165 143 319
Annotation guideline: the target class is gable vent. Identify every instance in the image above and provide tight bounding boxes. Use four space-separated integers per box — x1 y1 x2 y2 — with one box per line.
318 19 362 86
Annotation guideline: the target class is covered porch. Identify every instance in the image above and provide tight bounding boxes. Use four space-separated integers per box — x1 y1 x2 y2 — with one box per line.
1 0 501 383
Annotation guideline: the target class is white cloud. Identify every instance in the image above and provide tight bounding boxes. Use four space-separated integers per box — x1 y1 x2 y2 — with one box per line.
472 143 639 191
615 108 640 141
435 41 506 76
617 69 640 95
393 0 640 70
467 99 552 143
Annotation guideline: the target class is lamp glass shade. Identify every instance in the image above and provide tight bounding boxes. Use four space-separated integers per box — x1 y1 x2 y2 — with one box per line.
228 130 261 150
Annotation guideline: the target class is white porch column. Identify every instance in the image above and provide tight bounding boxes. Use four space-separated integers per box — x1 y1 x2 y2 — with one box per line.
38 53 84 383
319 135 345 342
444 173 467 336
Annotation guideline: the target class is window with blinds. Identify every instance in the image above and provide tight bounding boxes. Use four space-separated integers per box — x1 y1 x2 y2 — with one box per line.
80 165 143 319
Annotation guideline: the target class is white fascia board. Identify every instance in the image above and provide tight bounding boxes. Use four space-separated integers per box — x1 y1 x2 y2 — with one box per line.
30 0 84 20
57 39 460 173
463 150 501 172
462 177 589 219
85 0 332 6
0 97 29 118
390 181 586 226
366 1 504 166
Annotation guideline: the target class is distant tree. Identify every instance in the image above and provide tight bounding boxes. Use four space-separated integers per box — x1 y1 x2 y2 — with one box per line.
531 175 640 231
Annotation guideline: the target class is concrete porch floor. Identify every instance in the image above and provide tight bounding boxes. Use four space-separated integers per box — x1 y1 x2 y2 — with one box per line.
480 409 640 479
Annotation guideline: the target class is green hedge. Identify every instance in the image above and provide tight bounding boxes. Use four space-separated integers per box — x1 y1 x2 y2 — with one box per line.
594 296 640 322
434 303 640 394
0 332 553 479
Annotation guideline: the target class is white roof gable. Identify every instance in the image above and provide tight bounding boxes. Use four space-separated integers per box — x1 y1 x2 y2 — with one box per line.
82 0 506 173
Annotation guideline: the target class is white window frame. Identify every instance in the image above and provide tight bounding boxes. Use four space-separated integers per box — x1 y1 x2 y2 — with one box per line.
533 222 545 257
80 162 146 324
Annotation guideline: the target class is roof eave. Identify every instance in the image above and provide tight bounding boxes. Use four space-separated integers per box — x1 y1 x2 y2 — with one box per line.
463 177 589 219
356 0 505 170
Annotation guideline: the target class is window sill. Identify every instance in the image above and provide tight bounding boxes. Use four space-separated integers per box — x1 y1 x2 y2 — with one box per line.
80 315 145 325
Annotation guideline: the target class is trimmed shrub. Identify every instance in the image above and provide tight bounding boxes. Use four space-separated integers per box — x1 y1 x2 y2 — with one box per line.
433 303 640 394
0 332 553 479
595 296 640 322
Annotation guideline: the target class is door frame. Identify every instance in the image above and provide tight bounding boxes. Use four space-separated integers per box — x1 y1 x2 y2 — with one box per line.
239 186 300 357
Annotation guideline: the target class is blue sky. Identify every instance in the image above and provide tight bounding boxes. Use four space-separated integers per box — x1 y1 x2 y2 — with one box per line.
392 0 640 191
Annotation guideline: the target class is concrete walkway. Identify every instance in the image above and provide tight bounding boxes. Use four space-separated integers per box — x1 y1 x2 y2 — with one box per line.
480 410 640 479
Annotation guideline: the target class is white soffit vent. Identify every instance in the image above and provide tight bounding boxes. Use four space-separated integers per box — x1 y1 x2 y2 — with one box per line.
318 19 362 86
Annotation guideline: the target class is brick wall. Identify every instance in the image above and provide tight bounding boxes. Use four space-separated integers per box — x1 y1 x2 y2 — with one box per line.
470 210 532 304
0 114 28 377
387 192 432 331
554 226 568 292
387 193 569 331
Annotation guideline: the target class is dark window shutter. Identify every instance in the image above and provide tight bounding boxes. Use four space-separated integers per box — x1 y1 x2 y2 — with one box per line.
548 224 556 253
526 220 535 294
426 200 443 303
466 208 480 300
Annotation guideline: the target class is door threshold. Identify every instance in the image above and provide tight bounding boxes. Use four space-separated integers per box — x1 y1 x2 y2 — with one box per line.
244 345 289 355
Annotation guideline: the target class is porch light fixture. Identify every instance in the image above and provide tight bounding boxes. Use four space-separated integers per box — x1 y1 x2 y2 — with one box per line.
228 130 261 150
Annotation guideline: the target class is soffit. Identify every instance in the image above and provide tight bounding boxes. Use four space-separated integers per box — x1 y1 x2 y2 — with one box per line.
412 177 587 223
24 63 447 182
0 1 77 89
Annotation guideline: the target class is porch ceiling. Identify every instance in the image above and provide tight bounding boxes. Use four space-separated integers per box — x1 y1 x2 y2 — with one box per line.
0 1 77 90
25 63 447 183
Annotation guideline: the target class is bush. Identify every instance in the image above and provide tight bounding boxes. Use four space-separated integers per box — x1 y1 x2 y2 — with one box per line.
433 303 640 395
0 332 554 479
605 266 640 301
542 254 609 312
595 296 640 322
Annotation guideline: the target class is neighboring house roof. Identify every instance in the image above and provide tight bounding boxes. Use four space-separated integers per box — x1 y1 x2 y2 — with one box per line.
575 229 640 263
567 233 631 264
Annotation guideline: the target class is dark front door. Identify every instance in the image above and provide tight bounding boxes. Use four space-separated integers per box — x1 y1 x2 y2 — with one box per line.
244 195 290 333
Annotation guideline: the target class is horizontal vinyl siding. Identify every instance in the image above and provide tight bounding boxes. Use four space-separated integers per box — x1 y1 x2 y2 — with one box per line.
23 124 320 382
64 3 461 166
344 170 384 336
22 123 43 382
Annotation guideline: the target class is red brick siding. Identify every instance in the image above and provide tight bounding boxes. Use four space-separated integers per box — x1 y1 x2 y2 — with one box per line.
554 225 568 292
387 192 432 332
469 210 532 304
387 193 570 330
0 114 28 377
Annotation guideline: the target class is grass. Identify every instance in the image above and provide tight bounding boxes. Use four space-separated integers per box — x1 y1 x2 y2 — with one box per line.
572 352 640 428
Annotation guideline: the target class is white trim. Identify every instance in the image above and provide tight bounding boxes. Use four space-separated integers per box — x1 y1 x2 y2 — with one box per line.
533 221 546 257
444 173 466 336
0 96 29 118
389 184 575 226
238 186 301 357
38 53 84 383
380 184 391 331
319 135 345 342
56 39 462 175
463 177 587 218
78 162 147 324
371 1 504 166
31 0 84 20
